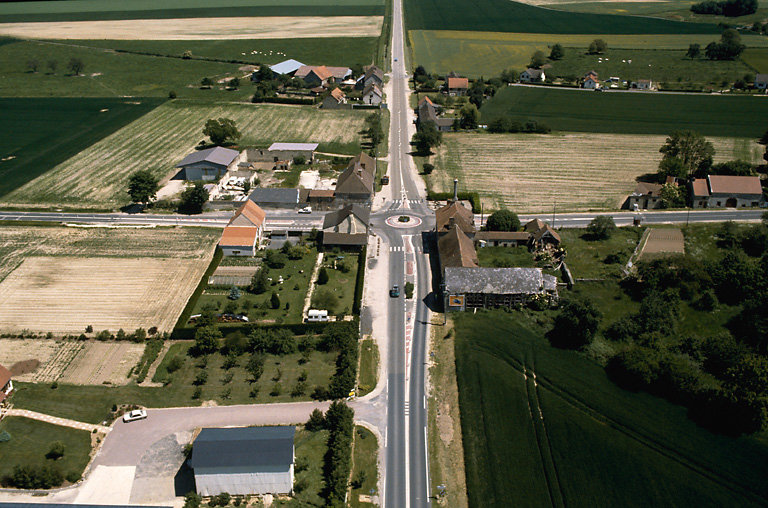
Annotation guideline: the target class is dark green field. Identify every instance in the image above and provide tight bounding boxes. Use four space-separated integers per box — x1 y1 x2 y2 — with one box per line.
454 311 768 507
480 86 768 137
0 97 163 199
404 0 719 34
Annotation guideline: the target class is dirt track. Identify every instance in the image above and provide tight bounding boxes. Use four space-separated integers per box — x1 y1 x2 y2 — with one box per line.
0 16 383 40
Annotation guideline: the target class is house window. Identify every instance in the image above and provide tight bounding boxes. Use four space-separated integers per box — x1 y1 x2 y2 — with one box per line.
716 201 721 206
753 202 759 206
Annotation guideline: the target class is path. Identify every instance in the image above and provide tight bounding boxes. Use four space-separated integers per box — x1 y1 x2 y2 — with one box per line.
6 408 110 433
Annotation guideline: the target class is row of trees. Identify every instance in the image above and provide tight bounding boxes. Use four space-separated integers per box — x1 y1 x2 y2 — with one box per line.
305 401 355 506
687 29 746 61
25 58 84 75
691 0 757 16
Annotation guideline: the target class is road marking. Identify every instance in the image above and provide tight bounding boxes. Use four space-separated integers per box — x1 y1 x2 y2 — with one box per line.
404 401 410 416
425 425 431 502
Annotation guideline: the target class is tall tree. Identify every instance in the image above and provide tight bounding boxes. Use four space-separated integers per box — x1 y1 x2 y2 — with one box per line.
459 103 479 130
588 39 607 54
179 182 209 214
127 170 159 205
529 50 547 69
549 43 565 60
203 117 241 145
686 43 701 59
67 58 84 76
659 130 714 178
586 215 616 239
412 121 442 155
485 210 520 231
549 297 602 349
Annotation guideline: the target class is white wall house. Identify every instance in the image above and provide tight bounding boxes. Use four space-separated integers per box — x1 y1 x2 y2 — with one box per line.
519 68 545 83
218 201 266 256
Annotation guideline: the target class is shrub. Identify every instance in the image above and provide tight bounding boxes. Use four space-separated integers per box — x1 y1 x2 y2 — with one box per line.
318 267 329 285
8 464 63 489
46 441 66 460
291 381 308 397
65 471 80 484
405 282 414 299
192 386 202 399
586 216 616 240
193 370 208 386
270 382 283 396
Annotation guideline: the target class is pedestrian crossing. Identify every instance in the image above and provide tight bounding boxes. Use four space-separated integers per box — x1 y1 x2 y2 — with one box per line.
390 199 422 206
390 246 404 252
404 401 410 416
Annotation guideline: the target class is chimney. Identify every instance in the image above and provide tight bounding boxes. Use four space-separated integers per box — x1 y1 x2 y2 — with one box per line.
453 179 458 202
449 217 456 229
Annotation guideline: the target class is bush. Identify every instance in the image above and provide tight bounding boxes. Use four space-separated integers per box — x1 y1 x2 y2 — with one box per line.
318 267 329 285
65 471 80 484
8 464 63 489
321 401 355 505
306 408 326 431
485 210 520 231
194 370 208 386
548 297 601 349
46 441 66 460
405 282 414 299
586 215 616 240
270 382 283 396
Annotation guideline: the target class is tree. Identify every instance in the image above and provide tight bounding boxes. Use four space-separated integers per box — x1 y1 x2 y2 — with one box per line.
659 130 714 178
549 43 565 60
588 39 607 54
305 408 326 431
228 286 241 301
200 77 214 88
203 117 241 145
46 441 66 460
422 163 435 174
459 103 479 130
179 182 209 214
47 59 57 74
26 59 39 73
265 250 287 269
686 43 701 59
317 267 329 285
705 29 745 60
229 77 240 89
529 50 547 69
485 210 520 231
759 129 768 146
364 112 384 151
412 121 442 155
710 160 755 176
249 268 269 294
67 58 84 76
549 297 601 349
194 326 221 356
270 291 281 310
586 215 616 239
659 183 685 208
127 170 159 205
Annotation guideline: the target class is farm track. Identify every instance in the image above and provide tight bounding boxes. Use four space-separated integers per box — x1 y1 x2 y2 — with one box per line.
495 347 768 505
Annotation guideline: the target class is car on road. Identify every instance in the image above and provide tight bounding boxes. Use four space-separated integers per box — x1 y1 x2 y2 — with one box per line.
123 409 147 423
298 206 312 214
390 285 400 297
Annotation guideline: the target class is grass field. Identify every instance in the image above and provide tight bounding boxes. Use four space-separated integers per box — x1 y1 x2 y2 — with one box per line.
349 426 379 507
0 101 369 209
357 338 379 396
742 48 768 73
282 428 328 507
551 0 768 25
0 98 163 199
0 416 91 483
13 342 336 424
480 86 768 138
404 0 719 34
427 132 758 212
410 30 768 78
557 227 643 278
453 311 768 507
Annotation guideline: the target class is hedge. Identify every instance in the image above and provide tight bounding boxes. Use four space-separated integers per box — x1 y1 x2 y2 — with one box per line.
427 191 482 213
321 401 355 506
173 248 223 331
171 321 330 340
352 247 366 315
251 97 316 105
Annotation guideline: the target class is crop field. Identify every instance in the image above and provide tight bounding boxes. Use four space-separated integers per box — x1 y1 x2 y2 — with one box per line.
0 339 66 382
551 0 768 24
410 30 768 78
480 86 768 138
453 312 768 507
0 101 369 209
638 227 685 260
0 16 383 40
58 342 146 385
404 0 718 34
0 98 163 199
428 132 760 212
0 0 384 23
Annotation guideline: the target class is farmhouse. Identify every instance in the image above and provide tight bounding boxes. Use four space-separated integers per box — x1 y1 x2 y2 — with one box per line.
322 88 348 109
417 96 454 132
249 188 300 209
362 83 383 105
438 224 479 273
335 152 377 202
754 74 768 90
322 204 370 247
519 68 545 83
446 76 469 96
219 201 266 257
176 147 241 182
189 426 295 496
0 364 13 403
689 175 764 208
357 65 384 89
251 142 318 164
443 267 558 311
582 71 600 89
627 181 663 210
436 201 475 235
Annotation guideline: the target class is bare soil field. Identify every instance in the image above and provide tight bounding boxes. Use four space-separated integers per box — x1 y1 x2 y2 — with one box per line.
0 339 62 382
0 16 383 40
59 342 145 385
209 265 259 286
639 228 685 260
0 102 369 209
0 256 210 335
428 133 762 212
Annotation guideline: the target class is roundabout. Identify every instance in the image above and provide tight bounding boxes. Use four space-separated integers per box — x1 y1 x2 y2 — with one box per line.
385 214 422 228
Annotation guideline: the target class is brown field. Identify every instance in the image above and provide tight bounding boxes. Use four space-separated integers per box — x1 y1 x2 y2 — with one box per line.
428 132 762 212
0 16 383 40
209 265 259 286
59 342 145 385
0 339 63 382
639 227 685 260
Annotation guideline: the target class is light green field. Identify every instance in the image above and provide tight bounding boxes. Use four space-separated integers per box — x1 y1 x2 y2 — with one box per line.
742 48 768 73
410 30 768 77
0 101 369 209
550 0 768 24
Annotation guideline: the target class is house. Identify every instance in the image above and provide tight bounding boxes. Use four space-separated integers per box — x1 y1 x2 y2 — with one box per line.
322 88 347 109
627 182 664 210
474 231 531 247
294 65 334 86
443 267 558 311
307 189 335 209
446 77 469 96
524 219 561 250
176 147 241 182
219 201 266 256
362 83 383 105
357 65 384 90
335 153 377 202
0 364 13 403
519 68 545 83
689 175 764 208
416 96 453 132
435 201 475 236
249 188 300 209
631 79 654 90
267 59 305 78
189 426 295 496
322 204 370 247
582 71 600 89
755 74 768 90
266 142 318 163
437 223 479 274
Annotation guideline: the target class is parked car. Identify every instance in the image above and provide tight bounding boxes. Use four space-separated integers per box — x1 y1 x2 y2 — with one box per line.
298 206 312 214
123 409 147 423
390 285 400 297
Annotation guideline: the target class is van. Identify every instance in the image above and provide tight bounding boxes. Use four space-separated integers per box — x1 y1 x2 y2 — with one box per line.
307 309 329 322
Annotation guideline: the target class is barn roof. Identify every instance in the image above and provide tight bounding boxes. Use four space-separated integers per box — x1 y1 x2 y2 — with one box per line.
268 142 319 151
444 267 556 295
176 147 240 168
707 175 762 196
269 59 305 75
189 426 295 469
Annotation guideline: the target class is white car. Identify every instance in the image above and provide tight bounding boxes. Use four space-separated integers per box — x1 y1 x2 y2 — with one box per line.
298 206 312 214
122 409 147 423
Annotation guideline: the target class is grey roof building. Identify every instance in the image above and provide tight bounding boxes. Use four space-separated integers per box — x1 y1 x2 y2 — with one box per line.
444 267 558 311
322 204 370 246
249 188 300 209
176 147 241 181
190 426 295 496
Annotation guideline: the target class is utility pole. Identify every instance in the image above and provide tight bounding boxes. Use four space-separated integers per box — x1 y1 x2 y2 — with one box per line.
552 200 556 228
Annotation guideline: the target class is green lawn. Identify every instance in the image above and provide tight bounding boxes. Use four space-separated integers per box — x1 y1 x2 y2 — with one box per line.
274 428 329 507
0 416 91 483
476 245 537 268
742 48 768 73
349 426 379 507
13 342 337 424
315 253 360 316
558 227 643 279
0 97 163 199
480 86 768 138
404 0 719 34
453 311 768 507
357 338 378 396
0 0 383 22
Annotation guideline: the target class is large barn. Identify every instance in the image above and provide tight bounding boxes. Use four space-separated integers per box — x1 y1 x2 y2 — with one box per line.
189 426 295 496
